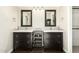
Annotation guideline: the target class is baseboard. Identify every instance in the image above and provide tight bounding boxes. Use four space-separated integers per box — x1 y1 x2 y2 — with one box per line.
63 48 68 53
63 48 72 53
8 49 13 53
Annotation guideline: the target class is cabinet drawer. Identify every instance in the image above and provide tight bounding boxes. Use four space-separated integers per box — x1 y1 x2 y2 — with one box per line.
44 32 63 50
14 33 26 38
44 32 62 39
26 33 31 38
14 32 31 40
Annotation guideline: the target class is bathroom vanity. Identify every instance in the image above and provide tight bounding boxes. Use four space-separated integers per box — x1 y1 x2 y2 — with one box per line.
13 30 63 53
12 9 64 53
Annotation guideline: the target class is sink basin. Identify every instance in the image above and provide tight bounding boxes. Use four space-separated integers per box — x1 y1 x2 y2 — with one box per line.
44 30 63 32
13 29 33 32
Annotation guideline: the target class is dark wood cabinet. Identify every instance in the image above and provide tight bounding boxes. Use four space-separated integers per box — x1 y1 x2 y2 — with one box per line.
44 32 63 51
13 32 32 51
13 32 63 52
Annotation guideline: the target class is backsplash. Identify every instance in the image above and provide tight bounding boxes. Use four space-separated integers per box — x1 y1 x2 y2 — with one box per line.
15 26 62 31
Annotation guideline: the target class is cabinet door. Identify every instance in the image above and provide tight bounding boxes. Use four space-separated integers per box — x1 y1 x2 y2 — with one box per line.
52 32 63 50
25 32 32 48
13 32 32 50
44 32 55 48
13 32 26 50
44 32 63 50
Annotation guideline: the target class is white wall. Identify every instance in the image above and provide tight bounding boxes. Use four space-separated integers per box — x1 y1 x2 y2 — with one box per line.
67 7 72 53
0 6 18 53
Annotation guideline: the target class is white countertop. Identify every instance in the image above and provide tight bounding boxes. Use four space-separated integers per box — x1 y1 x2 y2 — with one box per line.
13 29 63 32
44 30 63 32
13 30 33 32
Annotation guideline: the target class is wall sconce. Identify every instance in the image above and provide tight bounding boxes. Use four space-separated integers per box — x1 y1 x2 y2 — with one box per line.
41 6 44 9
33 7 37 10
12 18 16 22
61 17 64 21
33 6 44 10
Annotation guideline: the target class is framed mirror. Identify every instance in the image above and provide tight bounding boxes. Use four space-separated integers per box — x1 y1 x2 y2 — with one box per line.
45 10 56 26
21 10 32 27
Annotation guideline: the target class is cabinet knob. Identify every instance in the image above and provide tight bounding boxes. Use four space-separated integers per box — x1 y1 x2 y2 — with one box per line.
16 35 18 37
16 41 18 43
57 41 61 44
27 41 30 44
57 35 61 37
46 40 49 44
26 35 30 38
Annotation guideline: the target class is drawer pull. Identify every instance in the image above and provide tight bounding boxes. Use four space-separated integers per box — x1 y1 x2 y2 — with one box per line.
16 41 18 43
15 35 18 37
57 35 61 37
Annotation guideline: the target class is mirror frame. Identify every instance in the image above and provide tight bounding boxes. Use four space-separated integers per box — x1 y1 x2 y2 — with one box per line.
45 10 56 27
21 10 32 27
